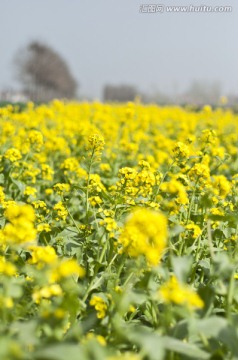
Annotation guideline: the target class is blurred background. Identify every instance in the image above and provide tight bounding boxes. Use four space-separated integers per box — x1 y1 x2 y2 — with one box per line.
0 0 237 105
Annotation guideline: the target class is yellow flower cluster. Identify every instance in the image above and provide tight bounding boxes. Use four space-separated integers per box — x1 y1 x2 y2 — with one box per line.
90 295 108 319
2 204 36 244
53 201 68 221
28 130 43 152
87 133 105 161
117 166 157 200
118 208 167 265
212 175 231 198
189 163 210 182
53 183 70 196
41 163 54 181
28 245 57 264
160 179 189 205
0 256 16 275
159 275 204 309
4 148 22 162
50 258 85 282
172 141 190 161
100 217 117 237
89 195 103 207
32 284 62 304
186 223 202 239
88 133 105 152
0 186 5 203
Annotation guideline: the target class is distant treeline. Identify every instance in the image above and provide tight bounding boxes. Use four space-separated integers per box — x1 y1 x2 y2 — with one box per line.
1 101 238 114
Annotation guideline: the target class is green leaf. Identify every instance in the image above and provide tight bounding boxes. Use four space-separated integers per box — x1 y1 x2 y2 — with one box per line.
171 255 193 282
0 173 4 184
161 336 210 359
34 344 83 360
193 316 228 338
10 320 38 347
10 178 25 192
222 227 233 239
7 282 23 298
169 224 185 237
170 319 189 339
129 331 165 360
194 317 238 355
198 259 210 271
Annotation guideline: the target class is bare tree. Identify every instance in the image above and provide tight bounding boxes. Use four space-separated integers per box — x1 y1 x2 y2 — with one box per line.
183 80 222 105
103 84 138 102
15 41 77 102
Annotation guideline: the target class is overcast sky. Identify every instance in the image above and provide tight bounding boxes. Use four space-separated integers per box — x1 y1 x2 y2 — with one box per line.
0 0 237 99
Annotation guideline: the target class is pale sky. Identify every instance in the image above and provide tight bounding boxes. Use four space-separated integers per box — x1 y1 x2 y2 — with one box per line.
0 0 238 98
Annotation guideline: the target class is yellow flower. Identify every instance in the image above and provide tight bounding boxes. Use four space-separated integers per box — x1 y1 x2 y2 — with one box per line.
172 142 190 160
28 130 43 152
88 174 106 193
28 245 57 264
159 275 204 309
24 186 37 197
90 295 107 319
32 284 62 304
119 167 137 182
3 204 36 244
0 186 5 204
212 175 231 198
53 201 68 221
0 296 14 308
50 259 85 282
186 223 202 239
4 203 35 223
53 183 70 195
100 163 111 172
189 163 210 182
45 188 53 195
210 208 224 216
100 217 117 236
200 129 217 145
88 196 103 207
41 164 54 181
87 133 105 152
161 179 189 205
138 160 151 169
36 223 51 232
61 157 79 172
85 333 107 346
118 208 167 266
4 148 22 162
0 256 16 276
32 200 48 211
2 200 16 210
103 209 115 217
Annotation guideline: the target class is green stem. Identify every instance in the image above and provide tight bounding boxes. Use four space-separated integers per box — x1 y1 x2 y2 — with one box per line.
85 149 95 222
123 271 134 287
207 220 215 260
226 270 235 319
152 160 175 201
82 252 118 303
65 205 81 234
98 232 108 263
178 239 184 256
194 226 206 262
